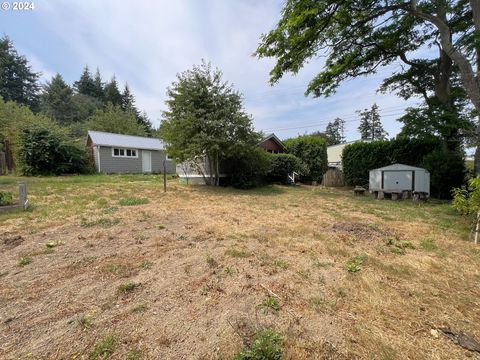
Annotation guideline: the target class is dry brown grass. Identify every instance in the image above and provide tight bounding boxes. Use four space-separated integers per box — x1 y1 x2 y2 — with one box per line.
0 175 479 359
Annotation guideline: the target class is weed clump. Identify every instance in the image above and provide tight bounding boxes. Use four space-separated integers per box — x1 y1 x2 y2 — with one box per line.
234 328 283 360
226 248 251 258
118 282 138 294
346 255 367 273
89 335 115 359
259 296 280 314
18 255 32 266
119 198 149 206
420 238 437 251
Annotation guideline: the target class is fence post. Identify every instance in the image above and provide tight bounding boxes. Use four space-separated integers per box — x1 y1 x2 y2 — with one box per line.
163 159 167 193
19 182 28 209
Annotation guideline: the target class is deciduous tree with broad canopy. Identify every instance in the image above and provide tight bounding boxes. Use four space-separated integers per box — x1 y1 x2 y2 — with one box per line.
159 61 259 186
255 0 480 170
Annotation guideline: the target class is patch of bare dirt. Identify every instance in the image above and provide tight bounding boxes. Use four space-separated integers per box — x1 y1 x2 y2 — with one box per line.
2 235 24 250
331 220 393 241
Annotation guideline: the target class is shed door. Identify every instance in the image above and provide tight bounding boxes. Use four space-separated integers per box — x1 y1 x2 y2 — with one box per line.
142 151 152 173
383 171 412 190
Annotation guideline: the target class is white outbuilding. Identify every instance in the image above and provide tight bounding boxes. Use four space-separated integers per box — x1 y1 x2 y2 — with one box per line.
369 163 430 197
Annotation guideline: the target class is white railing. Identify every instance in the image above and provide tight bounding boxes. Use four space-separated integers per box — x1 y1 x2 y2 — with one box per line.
288 172 299 184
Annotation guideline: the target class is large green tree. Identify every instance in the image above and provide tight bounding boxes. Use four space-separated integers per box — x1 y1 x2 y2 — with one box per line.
86 103 147 136
74 65 96 97
159 61 259 186
104 76 122 106
92 68 105 101
357 104 389 141
255 0 480 168
0 36 40 111
40 74 78 125
325 117 346 145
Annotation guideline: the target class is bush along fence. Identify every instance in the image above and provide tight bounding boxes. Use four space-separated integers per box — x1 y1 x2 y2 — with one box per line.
342 138 465 199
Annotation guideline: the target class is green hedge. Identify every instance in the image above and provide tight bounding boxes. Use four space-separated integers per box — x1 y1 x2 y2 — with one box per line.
223 147 271 189
283 135 327 183
342 138 464 198
267 153 308 184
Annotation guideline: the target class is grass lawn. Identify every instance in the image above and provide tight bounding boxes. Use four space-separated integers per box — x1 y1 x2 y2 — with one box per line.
0 174 479 359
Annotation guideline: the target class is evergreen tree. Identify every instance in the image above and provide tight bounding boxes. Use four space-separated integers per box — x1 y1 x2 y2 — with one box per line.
86 103 146 136
325 117 346 145
104 76 122 106
0 36 40 111
92 68 105 101
357 104 388 141
40 74 77 125
137 110 154 134
73 65 96 97
121 84 137 113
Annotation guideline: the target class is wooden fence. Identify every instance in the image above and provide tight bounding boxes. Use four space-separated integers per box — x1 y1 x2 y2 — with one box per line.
322 168 345 187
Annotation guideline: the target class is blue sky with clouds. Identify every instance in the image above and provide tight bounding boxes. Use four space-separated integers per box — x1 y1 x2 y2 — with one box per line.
1 0 421 140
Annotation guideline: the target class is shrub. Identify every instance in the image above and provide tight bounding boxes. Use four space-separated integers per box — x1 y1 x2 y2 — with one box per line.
224 147 271 189
452 176 480 232
422 148 465 199
267 153 308 184
283 135 328 183
0 191 14 206
18 124 90 175
342 138 464 198
234 328 283 360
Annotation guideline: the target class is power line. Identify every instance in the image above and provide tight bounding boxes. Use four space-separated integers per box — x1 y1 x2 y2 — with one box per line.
260 109 407 132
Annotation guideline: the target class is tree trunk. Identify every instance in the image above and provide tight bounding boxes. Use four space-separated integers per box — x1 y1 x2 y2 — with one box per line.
206 155 214 186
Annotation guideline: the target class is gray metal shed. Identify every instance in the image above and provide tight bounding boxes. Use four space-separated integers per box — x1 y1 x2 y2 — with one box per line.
369 163 430 195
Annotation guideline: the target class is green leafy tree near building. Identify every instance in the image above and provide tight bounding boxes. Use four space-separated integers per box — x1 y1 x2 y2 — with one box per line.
159 61 259 186
357 104 388 141
0 36 40 111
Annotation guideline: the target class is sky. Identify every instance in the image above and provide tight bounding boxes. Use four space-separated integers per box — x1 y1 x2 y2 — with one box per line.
0 0 421 141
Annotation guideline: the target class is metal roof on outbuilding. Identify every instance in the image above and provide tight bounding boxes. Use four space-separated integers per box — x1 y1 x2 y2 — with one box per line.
372 163 429 172
87 130 165 150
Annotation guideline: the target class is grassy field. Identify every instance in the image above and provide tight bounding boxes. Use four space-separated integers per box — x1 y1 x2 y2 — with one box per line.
0 175 479 359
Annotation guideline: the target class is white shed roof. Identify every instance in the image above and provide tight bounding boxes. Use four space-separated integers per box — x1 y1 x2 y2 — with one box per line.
87 130 165 150
372 163 429 172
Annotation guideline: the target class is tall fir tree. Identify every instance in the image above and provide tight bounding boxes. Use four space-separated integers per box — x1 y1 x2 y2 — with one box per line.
121 84 137 113
0 36 40 111
92 68 105 101
104 76 122 106
357 104 388 141
73 65 96 97
40 74 77 125
137 110 153 135
325 117 346 145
